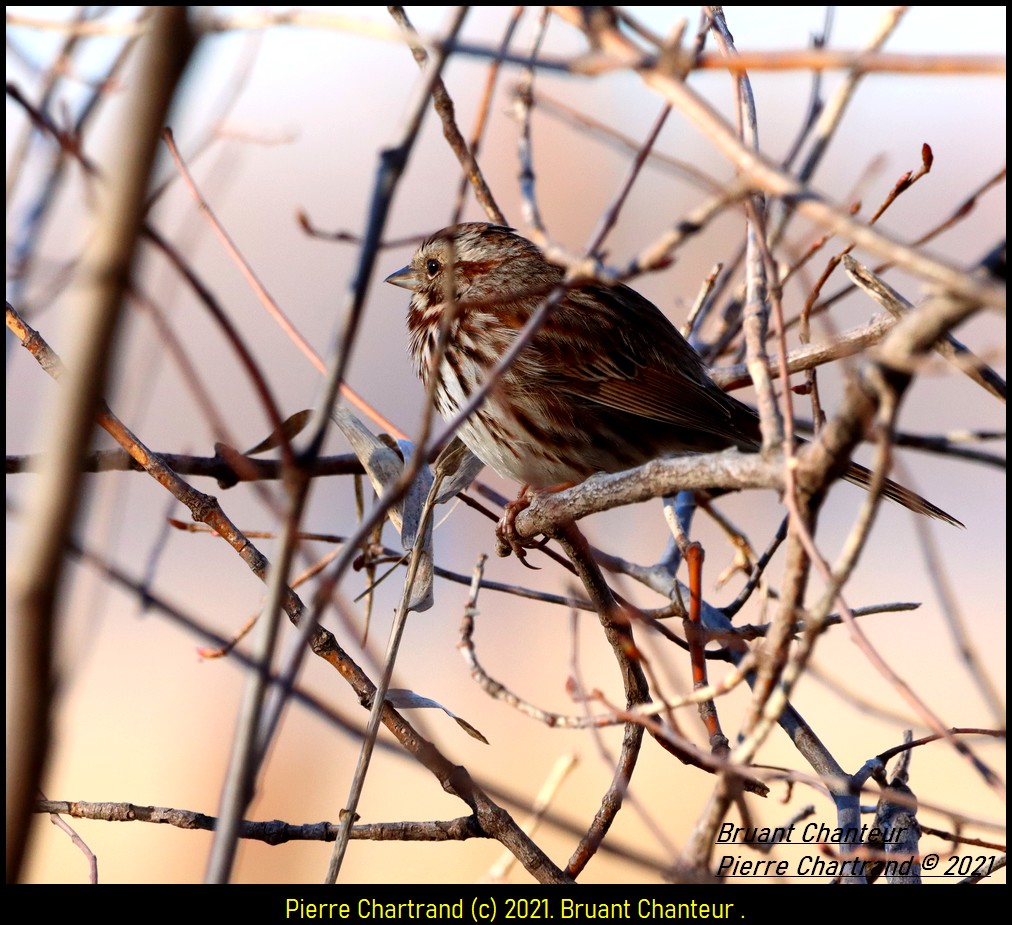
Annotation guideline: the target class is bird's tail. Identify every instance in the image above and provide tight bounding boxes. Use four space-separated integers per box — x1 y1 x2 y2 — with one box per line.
842 461 963 527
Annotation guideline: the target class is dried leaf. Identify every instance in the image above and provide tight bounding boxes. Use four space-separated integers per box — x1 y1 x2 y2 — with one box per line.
432 436 485 503
331 406 434 611
244 409 313 455
386 688 489 744
331 406 408 530
396 439 434 612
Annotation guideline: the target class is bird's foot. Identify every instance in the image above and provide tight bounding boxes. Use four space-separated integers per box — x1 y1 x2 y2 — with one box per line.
494 483 573 567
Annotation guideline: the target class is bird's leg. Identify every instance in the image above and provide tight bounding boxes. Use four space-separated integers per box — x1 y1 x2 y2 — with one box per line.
494 482 574 566
494 484 535 564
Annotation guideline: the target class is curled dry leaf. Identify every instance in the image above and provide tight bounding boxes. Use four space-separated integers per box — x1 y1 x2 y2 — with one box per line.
386 688 490 744
332 405 434 611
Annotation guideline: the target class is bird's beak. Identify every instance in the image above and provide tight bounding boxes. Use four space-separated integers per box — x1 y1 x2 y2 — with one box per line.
384 265 418 291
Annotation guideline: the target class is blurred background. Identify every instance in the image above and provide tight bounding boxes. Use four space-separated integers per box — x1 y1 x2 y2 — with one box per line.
6 6 1005 883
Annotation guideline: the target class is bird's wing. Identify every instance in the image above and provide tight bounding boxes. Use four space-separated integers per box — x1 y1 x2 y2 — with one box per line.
538 283 761 447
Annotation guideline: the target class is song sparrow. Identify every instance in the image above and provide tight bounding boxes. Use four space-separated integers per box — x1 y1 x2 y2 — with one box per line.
386 223 960 554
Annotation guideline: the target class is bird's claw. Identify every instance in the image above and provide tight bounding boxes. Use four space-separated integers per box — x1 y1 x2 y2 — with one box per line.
495 490 541 568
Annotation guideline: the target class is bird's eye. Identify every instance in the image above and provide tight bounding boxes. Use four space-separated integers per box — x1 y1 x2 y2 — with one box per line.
425 258 441 279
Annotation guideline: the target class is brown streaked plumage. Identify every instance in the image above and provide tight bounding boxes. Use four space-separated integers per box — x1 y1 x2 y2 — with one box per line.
386 222 961 532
